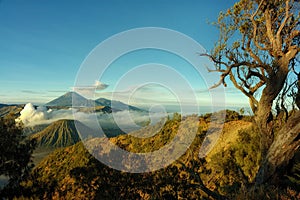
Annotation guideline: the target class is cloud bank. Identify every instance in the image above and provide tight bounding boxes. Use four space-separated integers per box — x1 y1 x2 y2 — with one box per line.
16 103 167 136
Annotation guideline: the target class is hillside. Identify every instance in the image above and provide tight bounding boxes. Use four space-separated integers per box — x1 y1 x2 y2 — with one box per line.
205 120 253 161
19 114 300 199
22 114 210 199
31 119 94 148
0 104 24 117
23 124 49 136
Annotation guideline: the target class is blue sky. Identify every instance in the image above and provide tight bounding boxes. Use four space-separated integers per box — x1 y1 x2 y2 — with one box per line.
0 0 248 108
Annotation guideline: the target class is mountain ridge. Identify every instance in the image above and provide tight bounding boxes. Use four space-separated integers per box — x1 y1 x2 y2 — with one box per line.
45 91 143 112
31 119 94 148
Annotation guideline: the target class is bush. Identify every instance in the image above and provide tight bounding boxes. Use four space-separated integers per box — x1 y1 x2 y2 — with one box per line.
233 185 300 200
205 125 261 195
201 110 245 123
0 116 36 198
234 125 261 182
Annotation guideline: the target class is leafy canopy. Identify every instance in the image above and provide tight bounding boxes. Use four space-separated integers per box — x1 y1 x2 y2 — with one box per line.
204 0 300 114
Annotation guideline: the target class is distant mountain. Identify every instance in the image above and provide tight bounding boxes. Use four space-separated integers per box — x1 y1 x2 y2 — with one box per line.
95 98 143 112
45 92 94 107
31 119 94 148
45 91 143 112
0 103 7 108
0 104 24 117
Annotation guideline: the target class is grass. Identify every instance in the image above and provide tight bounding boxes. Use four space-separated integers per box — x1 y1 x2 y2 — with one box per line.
205 120 253 162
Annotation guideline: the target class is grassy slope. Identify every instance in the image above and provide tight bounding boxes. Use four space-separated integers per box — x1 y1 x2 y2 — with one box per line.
205 120 253 162
20 115 299 199
23 116 233 195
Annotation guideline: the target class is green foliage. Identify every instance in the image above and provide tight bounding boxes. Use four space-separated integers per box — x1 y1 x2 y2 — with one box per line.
224 110 241 122
0 116 36 198
13 114 297 199
233 185 300 200
209 0 300 120
234 125 261 182
200 112 212 123
111 113 182 153
21 142 96 199
206 125 261 195
209 147 243 194
201 109 244 123
239 108 245 115
18 115 217 199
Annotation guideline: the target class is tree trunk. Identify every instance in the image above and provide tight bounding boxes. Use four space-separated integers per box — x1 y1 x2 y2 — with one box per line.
254 72 285 159
254 98 274 185
254 99 274 156
253 61 291 184
255 111 300 184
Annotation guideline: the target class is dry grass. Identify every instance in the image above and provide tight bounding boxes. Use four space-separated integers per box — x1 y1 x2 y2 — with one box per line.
205 120 253 162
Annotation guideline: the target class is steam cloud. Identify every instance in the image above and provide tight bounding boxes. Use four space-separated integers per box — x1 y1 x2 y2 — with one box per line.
16 103 75 126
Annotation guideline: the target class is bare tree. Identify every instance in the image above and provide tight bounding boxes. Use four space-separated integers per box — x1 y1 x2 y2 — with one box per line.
203 0 300 184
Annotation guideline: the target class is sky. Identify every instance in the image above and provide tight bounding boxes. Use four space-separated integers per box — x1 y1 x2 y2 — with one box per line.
0 0 249 109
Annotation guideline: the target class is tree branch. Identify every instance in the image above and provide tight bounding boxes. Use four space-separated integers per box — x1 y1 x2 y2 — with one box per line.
251 0 269 51
285 30 300 50
265 8 276 53
244 39 273 75
229 71 258 113
250 79 265 94
199 53 229 69
276 0 291 50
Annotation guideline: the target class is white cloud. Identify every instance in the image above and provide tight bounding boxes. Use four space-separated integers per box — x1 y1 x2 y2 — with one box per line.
94 80 109 90
16 103 76 127
72 80 109 98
